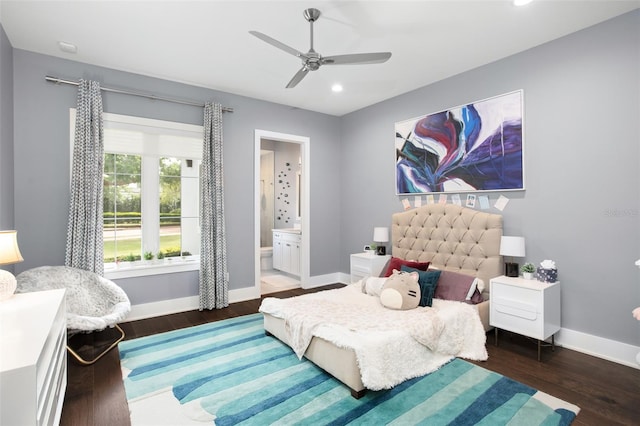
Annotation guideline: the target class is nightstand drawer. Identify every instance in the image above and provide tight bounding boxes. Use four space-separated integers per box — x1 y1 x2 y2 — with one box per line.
493 297 538 321
349 253 390 283
350 256 372 271
492 296 541 338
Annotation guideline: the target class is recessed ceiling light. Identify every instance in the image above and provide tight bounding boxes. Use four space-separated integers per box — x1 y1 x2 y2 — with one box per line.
58 41 77 54
513 0 533 6
331 84 343 93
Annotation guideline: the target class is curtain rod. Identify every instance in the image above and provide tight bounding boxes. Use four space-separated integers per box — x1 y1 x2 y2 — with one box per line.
45 75 233 113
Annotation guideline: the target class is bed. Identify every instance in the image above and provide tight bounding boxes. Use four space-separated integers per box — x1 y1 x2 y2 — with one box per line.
260 203 503 398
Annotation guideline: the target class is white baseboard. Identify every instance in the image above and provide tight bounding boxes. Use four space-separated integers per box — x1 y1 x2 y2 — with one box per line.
304 272 350 288
128 295 199 321
556 327 640 369
127 285 261 321
127 273 350 321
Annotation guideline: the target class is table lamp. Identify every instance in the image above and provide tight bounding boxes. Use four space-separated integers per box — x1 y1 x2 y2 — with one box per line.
499 236 525 277
373 227 389 256
0 230 24 301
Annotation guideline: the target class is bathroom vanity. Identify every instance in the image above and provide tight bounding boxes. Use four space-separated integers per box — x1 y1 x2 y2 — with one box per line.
272 229 301 276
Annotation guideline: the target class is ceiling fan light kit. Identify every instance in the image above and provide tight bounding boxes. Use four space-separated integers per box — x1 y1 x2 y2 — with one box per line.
250 8 392 88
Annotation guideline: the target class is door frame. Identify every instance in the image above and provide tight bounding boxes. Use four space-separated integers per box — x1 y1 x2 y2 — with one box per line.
254 129 310 292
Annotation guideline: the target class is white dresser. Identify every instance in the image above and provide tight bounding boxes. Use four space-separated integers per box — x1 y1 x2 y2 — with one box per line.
350 253 391 283
272 229 301 276
0 289 67 426
490 275 560 360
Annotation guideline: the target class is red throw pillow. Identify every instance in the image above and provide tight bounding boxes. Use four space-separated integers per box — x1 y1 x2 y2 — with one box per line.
383 257 430 277
433 270 483 304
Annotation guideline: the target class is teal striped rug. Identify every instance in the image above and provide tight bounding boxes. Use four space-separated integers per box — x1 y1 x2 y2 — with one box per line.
119 313 579 425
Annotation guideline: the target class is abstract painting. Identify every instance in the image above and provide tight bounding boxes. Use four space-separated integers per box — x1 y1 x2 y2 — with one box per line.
395 90 524 194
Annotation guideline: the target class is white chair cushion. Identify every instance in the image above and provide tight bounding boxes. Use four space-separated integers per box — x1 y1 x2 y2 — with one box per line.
16 266 131 333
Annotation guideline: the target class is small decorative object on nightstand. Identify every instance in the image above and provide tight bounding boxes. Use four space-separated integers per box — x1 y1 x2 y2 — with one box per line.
373 227 389 255
536 259 558 283
490 275 560 361
521 262 535 280
350 252 390 283
499 236 525 277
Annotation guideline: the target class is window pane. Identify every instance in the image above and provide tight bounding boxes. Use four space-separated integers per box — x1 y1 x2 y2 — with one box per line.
181 217 200 256
160 176 181 213
160 223 181 257
104 153 116 173
160 157 181 177
103 176 116 214
116 154 142 175
159 157 183 258
103 153 142 262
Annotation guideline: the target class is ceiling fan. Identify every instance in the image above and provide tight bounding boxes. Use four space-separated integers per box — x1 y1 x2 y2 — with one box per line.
249 8 392 88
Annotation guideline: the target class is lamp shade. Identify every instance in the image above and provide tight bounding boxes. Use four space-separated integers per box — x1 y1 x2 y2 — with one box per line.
499 236 525 257
373 227 389 243
0 231 23 301
0 230 23 265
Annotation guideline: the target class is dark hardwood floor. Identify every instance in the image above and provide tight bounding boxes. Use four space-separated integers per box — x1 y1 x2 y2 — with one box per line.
60 284 640 426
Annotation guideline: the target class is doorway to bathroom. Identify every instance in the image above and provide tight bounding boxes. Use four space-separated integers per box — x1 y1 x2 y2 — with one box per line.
254 130 310 296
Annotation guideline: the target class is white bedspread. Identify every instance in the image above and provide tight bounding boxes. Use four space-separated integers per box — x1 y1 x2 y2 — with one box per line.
259 283 487 390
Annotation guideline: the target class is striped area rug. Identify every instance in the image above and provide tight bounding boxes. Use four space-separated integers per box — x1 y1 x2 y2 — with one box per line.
119 313 579 425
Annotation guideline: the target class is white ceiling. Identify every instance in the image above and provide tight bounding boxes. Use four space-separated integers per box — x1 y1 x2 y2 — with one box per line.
1 1 638 116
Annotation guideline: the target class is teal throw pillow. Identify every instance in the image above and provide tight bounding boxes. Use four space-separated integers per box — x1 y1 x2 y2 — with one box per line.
401 265 441 307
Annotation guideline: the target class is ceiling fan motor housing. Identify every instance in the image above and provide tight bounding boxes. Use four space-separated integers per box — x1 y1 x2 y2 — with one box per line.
303 8 321 22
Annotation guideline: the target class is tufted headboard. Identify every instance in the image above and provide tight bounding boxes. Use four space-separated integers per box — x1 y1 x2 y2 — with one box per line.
391 204 503 291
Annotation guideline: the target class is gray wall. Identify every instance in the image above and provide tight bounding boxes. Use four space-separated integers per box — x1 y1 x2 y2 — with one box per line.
11 49 342 304
340 11 640 346
0 24 13 231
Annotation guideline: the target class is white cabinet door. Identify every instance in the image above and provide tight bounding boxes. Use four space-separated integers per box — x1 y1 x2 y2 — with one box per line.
273 238 283 271
282 241 292 272
291 243 300 275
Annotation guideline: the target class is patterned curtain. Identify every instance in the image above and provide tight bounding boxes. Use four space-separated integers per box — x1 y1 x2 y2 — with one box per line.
199 102 229 309
65 80 104 275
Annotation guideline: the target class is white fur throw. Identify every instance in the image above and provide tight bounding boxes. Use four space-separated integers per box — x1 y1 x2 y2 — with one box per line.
260 283 487 390
16 266 131 333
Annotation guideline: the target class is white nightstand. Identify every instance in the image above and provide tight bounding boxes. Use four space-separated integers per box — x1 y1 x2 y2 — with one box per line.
350 253 390 283
490 275 561 361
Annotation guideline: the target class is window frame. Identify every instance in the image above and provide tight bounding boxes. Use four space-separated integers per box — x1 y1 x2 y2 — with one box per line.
70 109 203 279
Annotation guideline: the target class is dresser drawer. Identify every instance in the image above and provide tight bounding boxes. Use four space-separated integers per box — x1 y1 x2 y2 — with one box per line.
273 231 301 243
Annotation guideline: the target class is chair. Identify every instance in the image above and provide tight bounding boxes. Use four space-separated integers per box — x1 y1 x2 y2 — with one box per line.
16 265 131 365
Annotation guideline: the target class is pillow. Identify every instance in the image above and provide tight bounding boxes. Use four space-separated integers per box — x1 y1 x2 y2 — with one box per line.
360 276 387 297
379 270 421 310
433 270 483 304
401 265 441 307
383 257 430 277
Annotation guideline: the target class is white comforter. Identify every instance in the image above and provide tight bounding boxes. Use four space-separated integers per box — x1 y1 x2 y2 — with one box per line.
259 283 488 390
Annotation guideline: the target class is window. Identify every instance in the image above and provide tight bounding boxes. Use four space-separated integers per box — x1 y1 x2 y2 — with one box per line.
70 110 203 278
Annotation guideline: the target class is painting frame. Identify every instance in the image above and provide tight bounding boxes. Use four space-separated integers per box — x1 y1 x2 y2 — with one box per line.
395 90 525 195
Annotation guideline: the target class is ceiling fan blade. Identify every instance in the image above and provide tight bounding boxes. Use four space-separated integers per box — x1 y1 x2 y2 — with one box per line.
249 31 307 59
286 67 309 88
322 52 392 65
